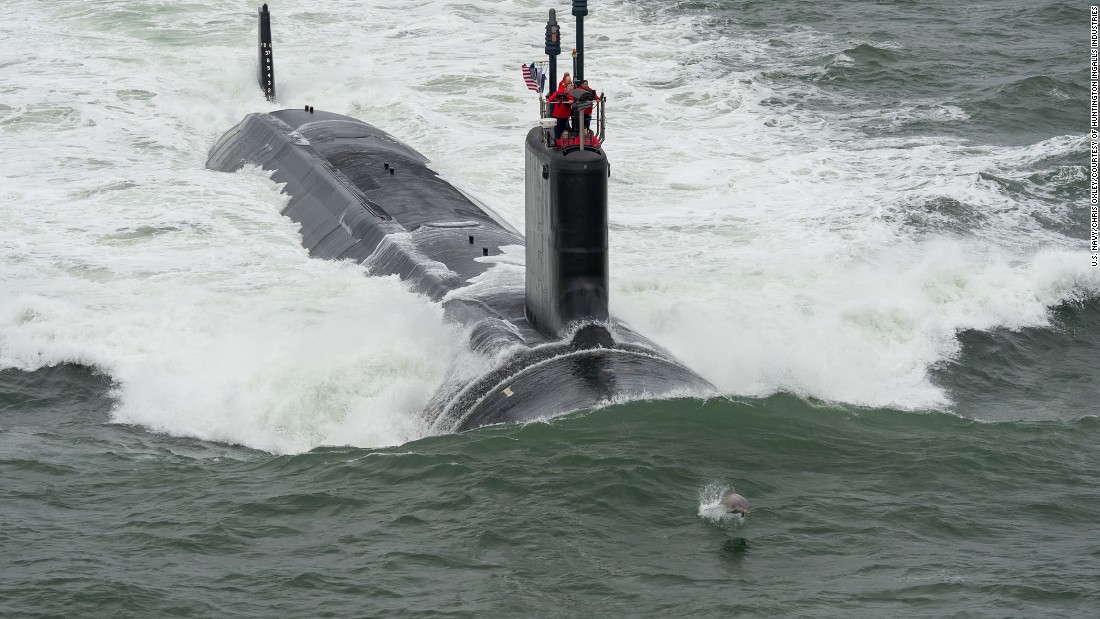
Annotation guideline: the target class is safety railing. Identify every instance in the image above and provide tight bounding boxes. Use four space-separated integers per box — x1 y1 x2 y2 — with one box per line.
539 92 605 151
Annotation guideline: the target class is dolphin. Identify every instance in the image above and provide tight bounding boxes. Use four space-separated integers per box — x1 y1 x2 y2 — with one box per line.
720 488 750 516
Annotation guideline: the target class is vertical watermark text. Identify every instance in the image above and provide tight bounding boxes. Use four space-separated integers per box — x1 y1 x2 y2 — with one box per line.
1092 6 1098 266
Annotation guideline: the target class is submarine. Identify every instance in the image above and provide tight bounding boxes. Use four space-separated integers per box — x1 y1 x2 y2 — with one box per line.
208 3 714 432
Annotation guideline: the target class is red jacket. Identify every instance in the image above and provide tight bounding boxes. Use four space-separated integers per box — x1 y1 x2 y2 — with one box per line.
555 134 600 148
550 86 574 119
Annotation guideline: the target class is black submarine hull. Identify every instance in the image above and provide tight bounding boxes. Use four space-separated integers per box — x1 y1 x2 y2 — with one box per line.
207 109 713 431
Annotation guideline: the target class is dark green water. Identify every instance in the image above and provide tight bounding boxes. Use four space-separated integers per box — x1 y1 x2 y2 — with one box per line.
3 359 1098 617
658 0 1085 146
3 0 1099 616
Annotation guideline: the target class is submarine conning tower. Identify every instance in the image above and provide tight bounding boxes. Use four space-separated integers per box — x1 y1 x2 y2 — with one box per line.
524 0 610 339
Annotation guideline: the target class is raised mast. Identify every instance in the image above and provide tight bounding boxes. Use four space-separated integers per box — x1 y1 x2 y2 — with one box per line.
545 10 561 94
257 4 275 101
572 0 587 82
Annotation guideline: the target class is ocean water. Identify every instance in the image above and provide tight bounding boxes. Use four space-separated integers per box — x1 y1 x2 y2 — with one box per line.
1 0 1097 616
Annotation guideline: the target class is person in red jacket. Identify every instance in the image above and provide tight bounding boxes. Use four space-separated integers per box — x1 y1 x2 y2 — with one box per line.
578 79 598 131
555 130 600 149
549 76 574 142
555 130 576 148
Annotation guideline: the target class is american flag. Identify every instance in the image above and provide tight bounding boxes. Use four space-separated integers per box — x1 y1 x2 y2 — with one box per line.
521 62 545 93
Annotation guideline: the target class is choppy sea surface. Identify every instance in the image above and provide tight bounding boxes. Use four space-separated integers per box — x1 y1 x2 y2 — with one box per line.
1 0 1097 616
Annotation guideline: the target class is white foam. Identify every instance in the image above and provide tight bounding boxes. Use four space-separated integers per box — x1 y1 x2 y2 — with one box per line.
0 160 460 453
442 244 526 304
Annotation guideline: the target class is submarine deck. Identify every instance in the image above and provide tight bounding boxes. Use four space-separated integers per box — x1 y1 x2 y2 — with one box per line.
207 109 714 429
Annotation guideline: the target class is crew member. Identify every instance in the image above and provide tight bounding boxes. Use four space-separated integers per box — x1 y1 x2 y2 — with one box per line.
549 77 574 142
578 79 598 130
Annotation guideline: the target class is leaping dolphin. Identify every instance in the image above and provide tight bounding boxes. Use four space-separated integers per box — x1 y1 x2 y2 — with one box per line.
720 488 750 516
